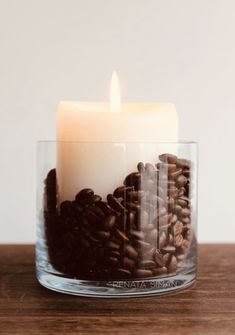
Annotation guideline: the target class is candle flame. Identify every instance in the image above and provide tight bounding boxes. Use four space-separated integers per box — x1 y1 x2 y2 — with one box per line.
110 71 121 112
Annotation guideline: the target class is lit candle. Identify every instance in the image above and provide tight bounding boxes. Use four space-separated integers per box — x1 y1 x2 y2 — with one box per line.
56 73 178 202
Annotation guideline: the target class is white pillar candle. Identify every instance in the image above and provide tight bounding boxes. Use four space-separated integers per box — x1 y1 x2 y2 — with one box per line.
56 75 178 202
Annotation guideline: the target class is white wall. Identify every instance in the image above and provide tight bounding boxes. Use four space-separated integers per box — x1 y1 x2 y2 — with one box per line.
0 0 234 243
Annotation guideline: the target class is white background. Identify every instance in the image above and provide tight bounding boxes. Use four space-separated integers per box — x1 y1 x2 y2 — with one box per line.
0 0 234 243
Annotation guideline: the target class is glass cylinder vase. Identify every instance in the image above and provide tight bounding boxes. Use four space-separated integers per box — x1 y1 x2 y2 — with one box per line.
36 141 197 297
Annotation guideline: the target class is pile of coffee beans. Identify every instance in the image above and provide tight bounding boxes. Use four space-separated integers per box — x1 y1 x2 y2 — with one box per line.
44 153 193 280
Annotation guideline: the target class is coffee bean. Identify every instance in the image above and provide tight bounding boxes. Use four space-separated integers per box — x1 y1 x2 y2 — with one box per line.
174 204 182 215
180 208 191 217
183 169 190 177
93 230 110 241
115 229 129 242
173 221 183 236
126 211 136 229
145 163 156 176
113 186 134 198
96 201 115 215
156 163 177 172
167 197 174 211
159 232 167 248
181 216 191 224
135 269 153 278
168 255 177 272
75 188 94 202
159 153 177 164
148 229 158 241
115 268 132 279
102 214 116 230
178 187 186 197
169 168 183 178
85 208 102 224
161 245 176 254
129 230 145 241
137 162 145 173
176 174 188 187
154 250 164 267
124 244 138 259
123 257 135 270
174 234 184 247
105 240 120 250
126 190 144 202
171 214 178 224
107 194 126 214
177 198 188 207
124 201 140 212
168 233 174 244
105 256 119 267
139 260 156 270
124 172 141 190
163 253 171 266
152 267 168 275
60 201 73 215
177 158 191 169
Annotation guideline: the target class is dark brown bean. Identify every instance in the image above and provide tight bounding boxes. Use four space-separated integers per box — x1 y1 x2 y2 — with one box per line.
180 208 191 217
139 260 156 270
168 255 177 272
115 268 132 278
115 229 129 242
152 267 168 275
154 250 164 267
102 214 116 230
181 216 191 224
126 190 144 202
137 162 145 173
161 245 176 254
113 186 134 198
129 230 145 241
124 172 141 190
105 240 120 250
177 158 191 169
177 198 188 207
106 256 119 266
169 168 183 178
124 244 138 259
176 174 188 187
174 204 182 215
123 257 135 270
159 232 167 248
96 201 115 215
107 194 126 214
93 230 110 241
159 153 177 164
75 188 94 202
135 269 153 278
124 201 140 212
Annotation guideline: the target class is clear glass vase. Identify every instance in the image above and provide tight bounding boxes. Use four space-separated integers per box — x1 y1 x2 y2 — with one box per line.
36 141 198 297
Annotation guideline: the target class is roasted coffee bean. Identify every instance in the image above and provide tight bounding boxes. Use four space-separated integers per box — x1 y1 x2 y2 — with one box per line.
174 204 182 215
181 216 191 224
137 162 145 173
105 240 120 250
124 201 140 212
123 257 135 270
133 240 151 250
108 250 121 259
124 172 141 190
176 174 188 187
113 186 134 198
180 208 191 217
173 221 183 236
156 163 177 172
135 269 153 278
85 208 102 224
102 214 116 230
169 168 183 179
159 232 167 248
168 233 174 244
163 253 171 266
168 255 177 272
115 229 129 242
129 230 145 241
139 260 156 270
177 158 191 169
161 245 176 254
178 187 186 197
159 153 177 164
105 256 119 267
145 163 156 176
126 190 144 202
115 268 132 279
93 230 110 241
171 214 178 224
177 198 188 208
174 234 183 247
107 194 126 214
183 169 190 177
126 211 136 230
154 250 164 267
167 197 174 211
148 229 158 241
152 266 168 275
75 188 94 201
96 201 115 215
60 201 73 215
124 244 138 259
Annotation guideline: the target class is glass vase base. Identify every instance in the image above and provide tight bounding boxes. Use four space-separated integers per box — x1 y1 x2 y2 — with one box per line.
37 266 196 298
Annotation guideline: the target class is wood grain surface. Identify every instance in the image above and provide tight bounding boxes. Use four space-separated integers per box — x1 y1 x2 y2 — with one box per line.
0 244 235 335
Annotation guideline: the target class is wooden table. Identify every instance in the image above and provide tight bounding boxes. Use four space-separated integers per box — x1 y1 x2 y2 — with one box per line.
0 244 235 335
